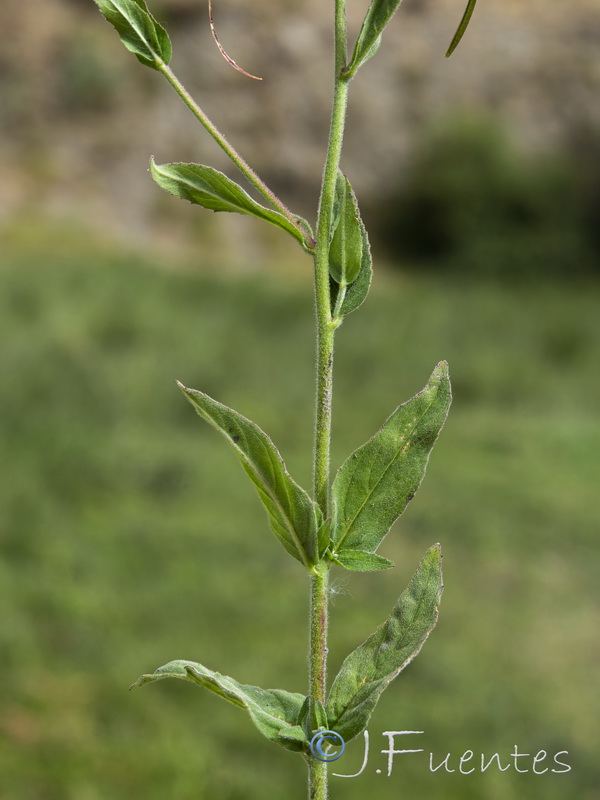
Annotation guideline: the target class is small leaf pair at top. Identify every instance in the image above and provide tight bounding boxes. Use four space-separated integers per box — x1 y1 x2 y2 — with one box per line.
327 544 443 742
330 362 451 558
92 0 171 70
131 660 308 751
329 172 372 319
446 0 479 57
151 160 313 251
178 382 321 568
344 0 406 78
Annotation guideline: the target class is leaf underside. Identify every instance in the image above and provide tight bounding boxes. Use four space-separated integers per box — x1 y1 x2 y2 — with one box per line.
150 160 312 249
177 382 320 566
331 361 451 555
327 544 443 741
92 0 171 69
131 660 308 751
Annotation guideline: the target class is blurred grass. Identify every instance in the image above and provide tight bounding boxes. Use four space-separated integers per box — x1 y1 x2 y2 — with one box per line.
0 230 599 800
375 115 600 281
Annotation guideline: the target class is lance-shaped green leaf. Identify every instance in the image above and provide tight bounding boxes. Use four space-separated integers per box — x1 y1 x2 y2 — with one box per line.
331 362 451 554
177 382 320 567
131 660 308 751
151 160 312 249
446 0 479 58
331 550 394 572
330 213 372 319
92 0 172 70
329 173 364 287
327 544 443 741
345 0 406 78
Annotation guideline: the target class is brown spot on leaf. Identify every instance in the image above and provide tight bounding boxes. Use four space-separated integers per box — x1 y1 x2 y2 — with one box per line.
412 429 437 448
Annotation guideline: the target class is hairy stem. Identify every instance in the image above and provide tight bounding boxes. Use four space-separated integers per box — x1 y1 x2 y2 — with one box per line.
157 63 314 250
308 564 329 799
312 4 349 514
309 2 349 799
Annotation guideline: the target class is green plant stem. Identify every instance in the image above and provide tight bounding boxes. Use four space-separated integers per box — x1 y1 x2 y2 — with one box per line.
157 62 314 250
309 2 349 799
308 563 329 799
312 5 349 515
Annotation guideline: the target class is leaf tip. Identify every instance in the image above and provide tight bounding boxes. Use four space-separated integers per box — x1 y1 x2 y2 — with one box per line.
430 361 451 400
129 675 147 691
422 543 443 573
175 380 194 398
445 0 478 58
149 156 162 181
176 381 198 407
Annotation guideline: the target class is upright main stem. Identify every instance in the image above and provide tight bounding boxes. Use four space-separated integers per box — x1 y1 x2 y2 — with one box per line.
312 2 349 515
309 2 349 798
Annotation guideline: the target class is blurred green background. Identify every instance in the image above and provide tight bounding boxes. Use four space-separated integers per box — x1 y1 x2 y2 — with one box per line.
1 1 599 799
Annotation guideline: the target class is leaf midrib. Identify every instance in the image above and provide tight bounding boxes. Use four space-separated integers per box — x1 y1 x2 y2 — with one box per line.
167 168 286 227
235 423 312 568
334 389 438 551
109 0 157 59
198 672 298 726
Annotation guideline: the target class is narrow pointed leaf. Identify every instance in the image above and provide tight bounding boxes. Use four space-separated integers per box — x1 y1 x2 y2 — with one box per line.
332 550 394 572
330 213 372 318
131 660 308 751
150 160 311 249
346 0 406 77
331 362 451 553
177 382 320 566
92 0 171 70
446 0 478 58
327 544 443 741
329 173 364 286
